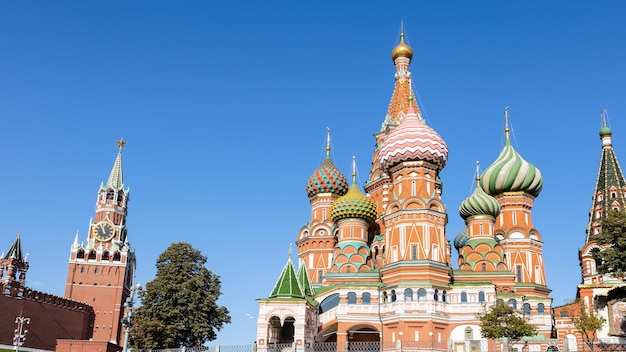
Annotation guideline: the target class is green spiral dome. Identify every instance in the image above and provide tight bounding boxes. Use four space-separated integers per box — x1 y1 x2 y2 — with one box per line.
480 139 543 197
331 183 377 223
459 180 501 220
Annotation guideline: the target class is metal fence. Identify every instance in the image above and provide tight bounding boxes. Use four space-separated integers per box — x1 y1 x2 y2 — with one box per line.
147 342 449 352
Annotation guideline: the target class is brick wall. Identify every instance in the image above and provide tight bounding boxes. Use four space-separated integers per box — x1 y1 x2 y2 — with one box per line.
0 283 94 351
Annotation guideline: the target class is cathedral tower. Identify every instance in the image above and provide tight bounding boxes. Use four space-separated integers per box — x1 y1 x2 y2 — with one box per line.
64 139 135 345
579 108 626 284
297 129 348 284
480 108 549 300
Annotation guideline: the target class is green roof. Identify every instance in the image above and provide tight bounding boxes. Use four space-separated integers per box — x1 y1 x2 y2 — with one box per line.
3 233 24 262
297 261 315 297
269 257 304 299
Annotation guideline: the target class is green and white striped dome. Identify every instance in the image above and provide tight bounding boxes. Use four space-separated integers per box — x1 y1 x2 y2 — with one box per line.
459 178 501 220
480 137 543 197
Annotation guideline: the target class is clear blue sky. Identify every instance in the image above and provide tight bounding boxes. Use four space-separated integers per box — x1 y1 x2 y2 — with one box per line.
1 1 625 346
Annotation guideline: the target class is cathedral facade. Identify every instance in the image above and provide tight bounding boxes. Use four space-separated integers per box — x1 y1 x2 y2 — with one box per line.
256 33 559 351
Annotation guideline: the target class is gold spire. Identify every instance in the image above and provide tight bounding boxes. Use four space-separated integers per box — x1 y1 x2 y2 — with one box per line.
325 128 331 157
391 32 413 62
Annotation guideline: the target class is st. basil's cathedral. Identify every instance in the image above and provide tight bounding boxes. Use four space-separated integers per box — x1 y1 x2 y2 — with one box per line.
255 32 626 351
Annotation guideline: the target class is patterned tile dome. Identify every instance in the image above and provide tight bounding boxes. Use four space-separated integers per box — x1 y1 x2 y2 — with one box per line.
306 130 349 198
453 228 469 250
306 157 349 198
331 158 377 223
378 105 448 172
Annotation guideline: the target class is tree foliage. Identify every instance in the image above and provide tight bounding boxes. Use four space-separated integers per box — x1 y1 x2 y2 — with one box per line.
596 210 626 276
567 300 606 352
477 301 537 349
130 242 231 349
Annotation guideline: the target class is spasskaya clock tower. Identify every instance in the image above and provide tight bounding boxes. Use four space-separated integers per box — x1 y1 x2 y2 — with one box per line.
64 139 135 346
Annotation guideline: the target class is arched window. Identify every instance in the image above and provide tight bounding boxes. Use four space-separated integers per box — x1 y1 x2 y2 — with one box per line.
538 303 545 315
478 291 486 303
461 292 468 303
464 327 473 340
434 289 439 301
77 249 85 259
523 303 531 315
482 263 487 272
442 290 447 302
113 251 121 262
88 250 96 260
496 298 504 305
508 299 517 310
347 292 357 304
404 288 413 301
391 290 397 302
382 291 388 303
102 251 110 261
362 292 371 305
418 288 427 301
318 293 340 313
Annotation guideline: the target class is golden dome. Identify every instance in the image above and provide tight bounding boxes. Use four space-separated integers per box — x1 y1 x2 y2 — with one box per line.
391 33 413 62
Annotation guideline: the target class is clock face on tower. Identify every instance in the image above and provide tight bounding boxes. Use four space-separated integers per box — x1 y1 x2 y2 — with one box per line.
93 221 115 242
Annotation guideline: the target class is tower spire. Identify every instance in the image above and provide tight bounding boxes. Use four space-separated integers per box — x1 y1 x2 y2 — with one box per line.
3 233 24 262
475 161 481 183
106 139 126 191
504 106 511 142
326 128 331 158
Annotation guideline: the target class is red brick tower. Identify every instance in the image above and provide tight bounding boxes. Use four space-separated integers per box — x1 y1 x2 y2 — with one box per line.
64 139 134 346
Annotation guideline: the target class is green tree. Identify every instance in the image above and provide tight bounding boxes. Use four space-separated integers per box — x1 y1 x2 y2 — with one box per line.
567 300 606 352
130 242 231 349
596 210 626 276
477 301 537 351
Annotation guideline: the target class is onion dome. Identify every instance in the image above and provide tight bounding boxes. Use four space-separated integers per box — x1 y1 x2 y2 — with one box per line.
460 166 501 220
331 157 377 223
480 108 543 197
391 32 413 62
306 129 349 198
600 125 612 137
453 228 469 250
378 102 448 171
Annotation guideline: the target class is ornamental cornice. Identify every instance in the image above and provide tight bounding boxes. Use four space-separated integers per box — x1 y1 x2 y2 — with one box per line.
365 175 391 193
383 210 446 224
389 160 439 174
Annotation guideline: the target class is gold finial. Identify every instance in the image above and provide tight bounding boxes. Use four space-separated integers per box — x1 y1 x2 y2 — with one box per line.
391 30 414 62
117 138 127 149
602 107 608 127
504 106 510 140
326 128 331 156
352 156 357 183
408 95 415 107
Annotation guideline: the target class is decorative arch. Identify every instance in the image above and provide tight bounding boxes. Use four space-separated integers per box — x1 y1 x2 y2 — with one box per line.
345 324 380 342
